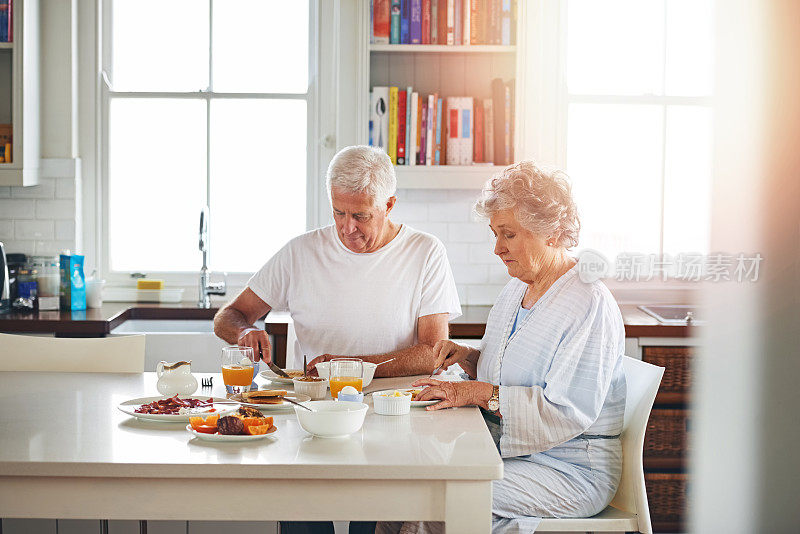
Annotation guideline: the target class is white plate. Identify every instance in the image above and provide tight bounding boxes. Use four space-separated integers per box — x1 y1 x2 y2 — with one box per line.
118 396 235 422
371 388 439 407
186 424 278 442
230 392 312 411
259 369 304 385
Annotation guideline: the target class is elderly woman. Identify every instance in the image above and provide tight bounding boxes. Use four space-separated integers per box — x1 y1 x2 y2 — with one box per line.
382 161 627 534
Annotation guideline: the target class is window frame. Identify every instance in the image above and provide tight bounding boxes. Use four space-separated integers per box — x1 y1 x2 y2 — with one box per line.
97 0 321 288
522 1 713 294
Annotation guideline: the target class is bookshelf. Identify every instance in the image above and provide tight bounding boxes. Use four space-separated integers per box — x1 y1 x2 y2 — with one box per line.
357 1 526 190
0 0 40 187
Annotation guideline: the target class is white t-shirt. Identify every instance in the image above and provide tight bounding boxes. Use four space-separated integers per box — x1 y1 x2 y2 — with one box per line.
247 224 461 367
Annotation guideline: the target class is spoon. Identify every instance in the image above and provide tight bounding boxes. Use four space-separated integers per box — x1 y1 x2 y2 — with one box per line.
375 358 396 368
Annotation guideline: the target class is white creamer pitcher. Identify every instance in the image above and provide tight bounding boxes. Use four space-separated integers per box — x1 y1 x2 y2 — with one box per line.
156 360 199 397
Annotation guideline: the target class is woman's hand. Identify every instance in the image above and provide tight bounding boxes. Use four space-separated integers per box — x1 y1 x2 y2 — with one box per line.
411 378 493 411
432 340 479 378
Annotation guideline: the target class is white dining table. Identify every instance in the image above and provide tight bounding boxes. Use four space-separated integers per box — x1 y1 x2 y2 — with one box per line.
0 372 502 532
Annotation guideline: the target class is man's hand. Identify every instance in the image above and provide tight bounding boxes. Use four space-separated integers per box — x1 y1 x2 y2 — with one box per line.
411 378 493 411
432 340 478 378
237 327 272 363
305 354 336 376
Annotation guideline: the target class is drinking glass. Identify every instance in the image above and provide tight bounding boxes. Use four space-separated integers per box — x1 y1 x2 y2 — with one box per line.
329 358 363 399
221 346 257 395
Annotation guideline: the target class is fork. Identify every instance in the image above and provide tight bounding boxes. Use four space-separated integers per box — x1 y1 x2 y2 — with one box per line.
200 376 213 388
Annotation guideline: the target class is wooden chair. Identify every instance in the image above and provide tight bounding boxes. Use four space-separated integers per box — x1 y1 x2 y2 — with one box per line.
538 356 664 534
0 333 146 373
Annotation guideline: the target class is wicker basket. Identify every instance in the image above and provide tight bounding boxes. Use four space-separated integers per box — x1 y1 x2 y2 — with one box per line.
642 346 693 394
645 409 690 457
645 472 688 523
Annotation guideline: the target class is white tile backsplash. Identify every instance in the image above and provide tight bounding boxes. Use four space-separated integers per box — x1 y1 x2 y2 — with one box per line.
0 159 79 259
395 188 505 305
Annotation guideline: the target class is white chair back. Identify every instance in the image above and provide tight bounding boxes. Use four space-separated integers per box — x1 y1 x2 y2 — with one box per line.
610 356 664 534
0 333 146 372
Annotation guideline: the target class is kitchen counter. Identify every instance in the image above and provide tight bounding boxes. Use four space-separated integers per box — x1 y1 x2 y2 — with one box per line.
0 371 501 530
0 303 693 338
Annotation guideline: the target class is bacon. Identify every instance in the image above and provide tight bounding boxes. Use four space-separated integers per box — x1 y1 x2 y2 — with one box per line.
134 396 215 415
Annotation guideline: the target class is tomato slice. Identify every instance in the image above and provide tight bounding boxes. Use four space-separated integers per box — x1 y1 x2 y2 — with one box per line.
194 424 217 434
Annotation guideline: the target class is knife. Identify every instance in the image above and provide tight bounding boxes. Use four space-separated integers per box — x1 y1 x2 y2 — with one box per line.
259 340 290 379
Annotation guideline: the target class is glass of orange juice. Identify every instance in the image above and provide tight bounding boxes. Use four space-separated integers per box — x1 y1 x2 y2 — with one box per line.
329 358 364 400
221 346 255 395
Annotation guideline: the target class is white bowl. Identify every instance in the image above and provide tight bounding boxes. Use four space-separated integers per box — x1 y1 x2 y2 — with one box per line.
372 390 412 416
315 361 377 387
292 377 328 400
294 400 368 438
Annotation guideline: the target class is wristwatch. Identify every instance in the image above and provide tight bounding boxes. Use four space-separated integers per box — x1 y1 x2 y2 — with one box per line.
487 385 500 412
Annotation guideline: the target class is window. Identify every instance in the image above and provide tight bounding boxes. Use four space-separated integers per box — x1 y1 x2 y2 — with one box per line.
103 0 312 274
563 0 714 263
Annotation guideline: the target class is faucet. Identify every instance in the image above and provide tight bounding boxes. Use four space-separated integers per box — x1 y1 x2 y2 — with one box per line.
198 206 226 308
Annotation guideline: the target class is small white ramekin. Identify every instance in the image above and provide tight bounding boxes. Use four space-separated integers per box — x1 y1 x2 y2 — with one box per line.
372 391 412 416
292 377 329 400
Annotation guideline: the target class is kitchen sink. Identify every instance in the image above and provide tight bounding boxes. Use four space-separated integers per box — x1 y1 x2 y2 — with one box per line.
110 319 267 373
639 305 704 325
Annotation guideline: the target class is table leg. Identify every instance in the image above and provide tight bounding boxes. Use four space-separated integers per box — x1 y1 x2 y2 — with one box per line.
444 481 492 533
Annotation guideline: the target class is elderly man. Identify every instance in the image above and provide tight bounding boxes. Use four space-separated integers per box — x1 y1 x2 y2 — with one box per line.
214 144 461 381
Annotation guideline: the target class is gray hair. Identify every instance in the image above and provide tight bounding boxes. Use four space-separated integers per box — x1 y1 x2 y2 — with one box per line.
326 145 397 207
474 161 580 249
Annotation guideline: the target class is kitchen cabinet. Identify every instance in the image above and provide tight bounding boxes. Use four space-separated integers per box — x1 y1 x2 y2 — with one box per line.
0 0 40 186
642 345 694 533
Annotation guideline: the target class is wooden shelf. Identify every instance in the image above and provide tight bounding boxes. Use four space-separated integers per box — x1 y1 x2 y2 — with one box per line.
395 165 502 189
370 44 516 53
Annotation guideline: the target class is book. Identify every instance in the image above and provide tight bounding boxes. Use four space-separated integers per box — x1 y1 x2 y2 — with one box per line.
505 80 514 164
446 0 455 45
437 0 447 45
474 102 484 163
446 98 460 165
369 95 374 146
373 0 390 44
419 106 427 165
388 87 399 164
410 0 422 44
489 0 500 44
435 97 444 164
371 87 390 153
491 78 505 164
421 0 431 44
462 0 471 45
426 95 435 166
440 99 448 164
470 0 481 44
454 0 462 46
401 0 410 43
390 0 401 44
409 92 419 166
0 0 8 42
501 0 511 45
397 90 407 165
431 0 439 44
415 93 423 164
445 97 474 165
483 99 494 163
405 86 413 164
460 97 474 165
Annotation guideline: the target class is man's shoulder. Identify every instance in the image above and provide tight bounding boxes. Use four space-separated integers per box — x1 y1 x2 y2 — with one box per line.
284 225 335 249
